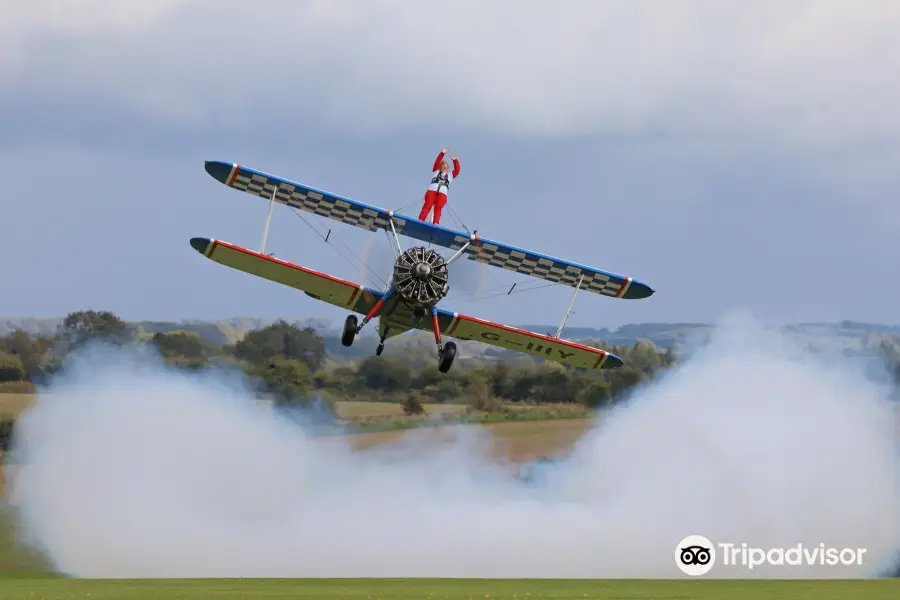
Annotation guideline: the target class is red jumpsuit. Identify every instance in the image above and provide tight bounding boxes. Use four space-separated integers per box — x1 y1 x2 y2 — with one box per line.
418 150 460 225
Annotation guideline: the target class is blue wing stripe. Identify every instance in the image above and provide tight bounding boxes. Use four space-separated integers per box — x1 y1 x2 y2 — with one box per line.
204 160 654 300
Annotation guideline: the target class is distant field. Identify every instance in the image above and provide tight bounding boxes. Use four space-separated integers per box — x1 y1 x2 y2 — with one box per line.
1 391 592 460
1 391 595 500
1 393 467 418
345 417 594 462
333 399 467 418
0 413 597 578
0 576 896 599
1 394 558 419
1 393 591 431
0 417 594 501
0 394 31 419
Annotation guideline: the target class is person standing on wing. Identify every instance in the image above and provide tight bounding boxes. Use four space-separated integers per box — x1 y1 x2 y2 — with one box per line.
418 147 460 225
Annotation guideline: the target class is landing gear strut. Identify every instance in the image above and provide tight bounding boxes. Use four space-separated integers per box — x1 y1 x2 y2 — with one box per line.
376 326 388 356
430 306 456 372
341 285 396 348
341 243 457 371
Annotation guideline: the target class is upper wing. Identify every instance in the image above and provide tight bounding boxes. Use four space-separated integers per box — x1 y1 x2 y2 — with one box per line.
190 237 622 369
204 161 654 300
189 237 382 315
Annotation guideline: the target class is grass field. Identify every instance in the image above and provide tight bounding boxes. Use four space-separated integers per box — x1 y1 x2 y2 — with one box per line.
345 417 594 462
1 393 596 450
0 576 896 599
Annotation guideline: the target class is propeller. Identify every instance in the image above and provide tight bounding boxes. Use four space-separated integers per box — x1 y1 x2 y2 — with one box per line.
355 231 490 303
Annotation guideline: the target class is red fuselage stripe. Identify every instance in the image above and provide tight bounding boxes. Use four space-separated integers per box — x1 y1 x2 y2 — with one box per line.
211 240 362 290
456 314 607 356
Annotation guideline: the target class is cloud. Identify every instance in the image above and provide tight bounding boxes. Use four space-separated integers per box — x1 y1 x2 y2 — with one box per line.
3 0 899 145
3 1 900 236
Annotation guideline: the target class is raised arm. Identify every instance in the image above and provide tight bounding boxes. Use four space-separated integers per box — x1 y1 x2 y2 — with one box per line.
451 156 460 178
433 148 448 171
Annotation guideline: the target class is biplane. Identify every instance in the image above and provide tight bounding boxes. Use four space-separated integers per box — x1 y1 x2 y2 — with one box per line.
191 160 655 373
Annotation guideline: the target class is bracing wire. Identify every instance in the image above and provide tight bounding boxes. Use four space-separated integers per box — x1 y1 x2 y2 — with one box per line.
282 199 554 308
288 208 390 290
446 281 560 308
430 201 511 294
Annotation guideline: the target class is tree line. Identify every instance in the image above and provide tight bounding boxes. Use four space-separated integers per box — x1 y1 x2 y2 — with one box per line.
0 309 683 404
3 311 899 406
2 310 900 450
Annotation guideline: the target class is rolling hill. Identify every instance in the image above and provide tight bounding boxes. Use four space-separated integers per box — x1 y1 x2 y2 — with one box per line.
2 317 898 362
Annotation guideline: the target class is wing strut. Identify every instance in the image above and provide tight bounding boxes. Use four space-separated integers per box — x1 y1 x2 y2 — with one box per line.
555 273 584 338
260 187 276 253
445 231 476 266
386 213 404 258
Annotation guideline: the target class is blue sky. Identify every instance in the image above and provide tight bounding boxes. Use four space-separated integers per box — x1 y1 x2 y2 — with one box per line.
1 1 898 329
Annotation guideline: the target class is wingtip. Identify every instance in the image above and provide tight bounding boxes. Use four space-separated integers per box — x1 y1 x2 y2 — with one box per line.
204 160 234 184
190 237 211 255
623 280 655 300
604 352 625 369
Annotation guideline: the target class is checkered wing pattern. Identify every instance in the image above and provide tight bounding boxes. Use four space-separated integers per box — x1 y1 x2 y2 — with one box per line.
445 238 643 299
209 162 395 234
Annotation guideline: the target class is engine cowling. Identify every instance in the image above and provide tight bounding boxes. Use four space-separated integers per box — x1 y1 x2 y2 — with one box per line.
392 246 450 307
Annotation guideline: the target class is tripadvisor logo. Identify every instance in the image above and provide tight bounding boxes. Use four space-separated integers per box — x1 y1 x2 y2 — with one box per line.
675 535 868 575
675 535 715 576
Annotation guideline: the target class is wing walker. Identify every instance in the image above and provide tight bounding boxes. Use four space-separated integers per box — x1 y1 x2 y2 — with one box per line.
191 160 655 373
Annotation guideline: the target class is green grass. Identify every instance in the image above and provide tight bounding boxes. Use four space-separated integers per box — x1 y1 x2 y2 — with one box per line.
0 508 53 575
0 577 896 599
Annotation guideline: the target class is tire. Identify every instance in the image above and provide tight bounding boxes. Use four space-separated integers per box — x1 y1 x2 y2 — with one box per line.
341 315 358 347
438 341 457 373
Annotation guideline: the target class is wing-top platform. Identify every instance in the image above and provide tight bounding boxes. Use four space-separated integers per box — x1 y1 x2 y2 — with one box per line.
190 237 623 370
204 161 654 301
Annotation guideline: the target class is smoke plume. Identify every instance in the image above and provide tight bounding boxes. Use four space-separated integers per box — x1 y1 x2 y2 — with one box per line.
5 314 900 577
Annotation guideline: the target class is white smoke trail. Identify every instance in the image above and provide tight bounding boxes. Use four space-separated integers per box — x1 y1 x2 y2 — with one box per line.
5 314 900 578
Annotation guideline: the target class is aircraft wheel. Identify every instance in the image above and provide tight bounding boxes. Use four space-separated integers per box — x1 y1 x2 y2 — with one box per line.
437 341 457 373
376 343 384 356
341 315 358 347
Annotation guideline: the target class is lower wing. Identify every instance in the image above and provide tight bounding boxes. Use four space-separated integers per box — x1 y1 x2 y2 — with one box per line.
189 237 383 315
189 237 622 369
431 313 622 369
